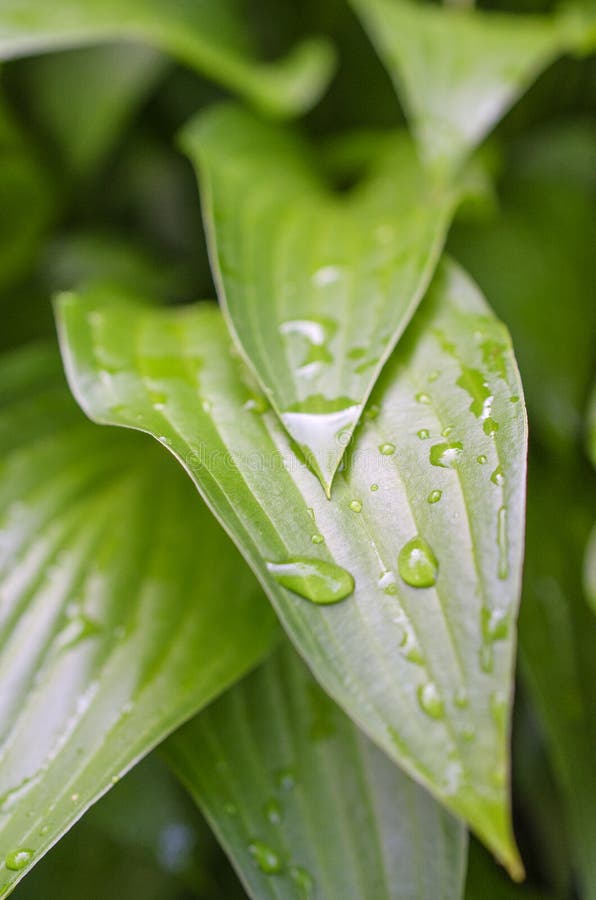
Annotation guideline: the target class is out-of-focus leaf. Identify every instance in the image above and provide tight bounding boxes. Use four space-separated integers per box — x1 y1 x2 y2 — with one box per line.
183 105 459 493
350 0 565 172
166 643 467 900
465 840 554 900
57 260 527 875
518 461 596 900
450 122 596 457
0 344 277 897
0 0 335 117
587 380 596 467
13 44 166 179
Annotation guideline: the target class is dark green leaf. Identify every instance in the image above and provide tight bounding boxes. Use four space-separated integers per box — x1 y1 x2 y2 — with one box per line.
56 259 527 874
166 643 467 900
0 344 277 897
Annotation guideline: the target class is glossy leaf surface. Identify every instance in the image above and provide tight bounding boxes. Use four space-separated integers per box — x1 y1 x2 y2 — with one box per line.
0 0 334 117
57 260 527 873
167 644 467 900
0 344 277 897
183 105 459 493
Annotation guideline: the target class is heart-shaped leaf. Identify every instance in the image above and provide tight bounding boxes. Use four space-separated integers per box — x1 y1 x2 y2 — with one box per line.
350 0 564 173
166 643 467 900
0 0 335 118
0 344 277 897
183 105 460 494
56 259 527 875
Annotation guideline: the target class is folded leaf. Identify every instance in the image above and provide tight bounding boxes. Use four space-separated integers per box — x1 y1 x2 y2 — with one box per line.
350 0 564 172
183 105 459 493
57 259 527 874
0 344 277 897
166 643 467 900
0 0 335 117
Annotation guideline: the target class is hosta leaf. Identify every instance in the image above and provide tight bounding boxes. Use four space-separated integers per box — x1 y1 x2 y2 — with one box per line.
0 0 335 118
519 462 596 900
183 105 459 493
0 344 277 897
350 0 564 173
166 643 467 900
57 259 527 874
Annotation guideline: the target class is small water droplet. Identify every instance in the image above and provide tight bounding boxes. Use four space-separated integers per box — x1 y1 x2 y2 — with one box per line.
430 442 463 468
490 691 507 731
248 840 283 874
497 506 508 580
243 393 269 413
264 799 282 825
398 537 438 588
290 865 314 897
415 392 431 405
312 265 342 287
427 490 442 504
480 644 494 673
276 769 296 792
441 425 454 437
490 465 505 486
379 442 396 456
428 370 440 383
5 849 33 871
483 418 499 436
510 395 520 404
482 607 509 642
267 558 354 605
365 404 380 421
477 455 487 465
348 499 362 513
417 429 430 440
417 683 444 719
454 687 469 709
311 534 324 545
370 483 379 492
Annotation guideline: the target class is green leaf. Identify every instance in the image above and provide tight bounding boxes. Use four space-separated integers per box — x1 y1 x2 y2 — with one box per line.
518 461 596 900
350 0 564 173
587 379 596 468
0 0 335 118
166 642 467 900
0 343 277 897
465 840 553 900
57 259 527 875
182 104 459 493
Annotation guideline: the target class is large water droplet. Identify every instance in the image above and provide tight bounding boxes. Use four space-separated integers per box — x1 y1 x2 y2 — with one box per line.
5 849 33 871
266 558 354 605
248 840 283 875
398 537 438 588
430 442 463 468
456 367 492 419
417 682 444 719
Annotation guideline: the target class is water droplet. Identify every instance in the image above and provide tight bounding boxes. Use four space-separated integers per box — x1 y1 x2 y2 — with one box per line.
311 534 324 545
398 537 438 588
370 483 379 493
441 425 454 437
430 442 463 468
510 395 520 404
457 367 493 419
490 691 507 731
480 644 494 673
482 607 509 642
417 683 444 719
476 455 487 465
497 506 508 580
71 793 79 803
276 769 296 792
427 490 442 504
483 418 499 436
244 394 268 414
454 687 469 709
266 558 354 605
39 824 50 836
248 840 283 875
5 849 33 871
417 429 430 440
379 570 398 595
490 465 505 486
379 442 396 456
348 499 362 513
364 403 380 420
290 865 314 897
428 370 440 383
312 265 342 287
264 799 282 825
415 392 431 405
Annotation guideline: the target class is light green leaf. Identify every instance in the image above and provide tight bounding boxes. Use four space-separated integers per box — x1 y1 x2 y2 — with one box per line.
183 105 459 493
57 259 527 875
166 642 467 900
350 0 564 173
518 462 596 900
0 344 277 897
0 0 335 118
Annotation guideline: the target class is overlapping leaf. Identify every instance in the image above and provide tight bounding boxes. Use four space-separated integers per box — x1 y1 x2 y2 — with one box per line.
350 0 565 172
167 643 467 900
183 105 460 493
0 0 335 117
0 344 277 897
57 259 527 874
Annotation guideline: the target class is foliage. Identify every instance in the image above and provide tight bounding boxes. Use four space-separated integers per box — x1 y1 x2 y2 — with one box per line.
0 0 594 898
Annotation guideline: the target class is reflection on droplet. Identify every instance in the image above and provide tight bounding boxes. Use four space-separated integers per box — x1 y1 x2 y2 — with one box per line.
267 557 354 605
417 682 444 719
379 442 396 456
398 537 438 588
430 442 463 468
5 849 33 871
248 840 283 874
